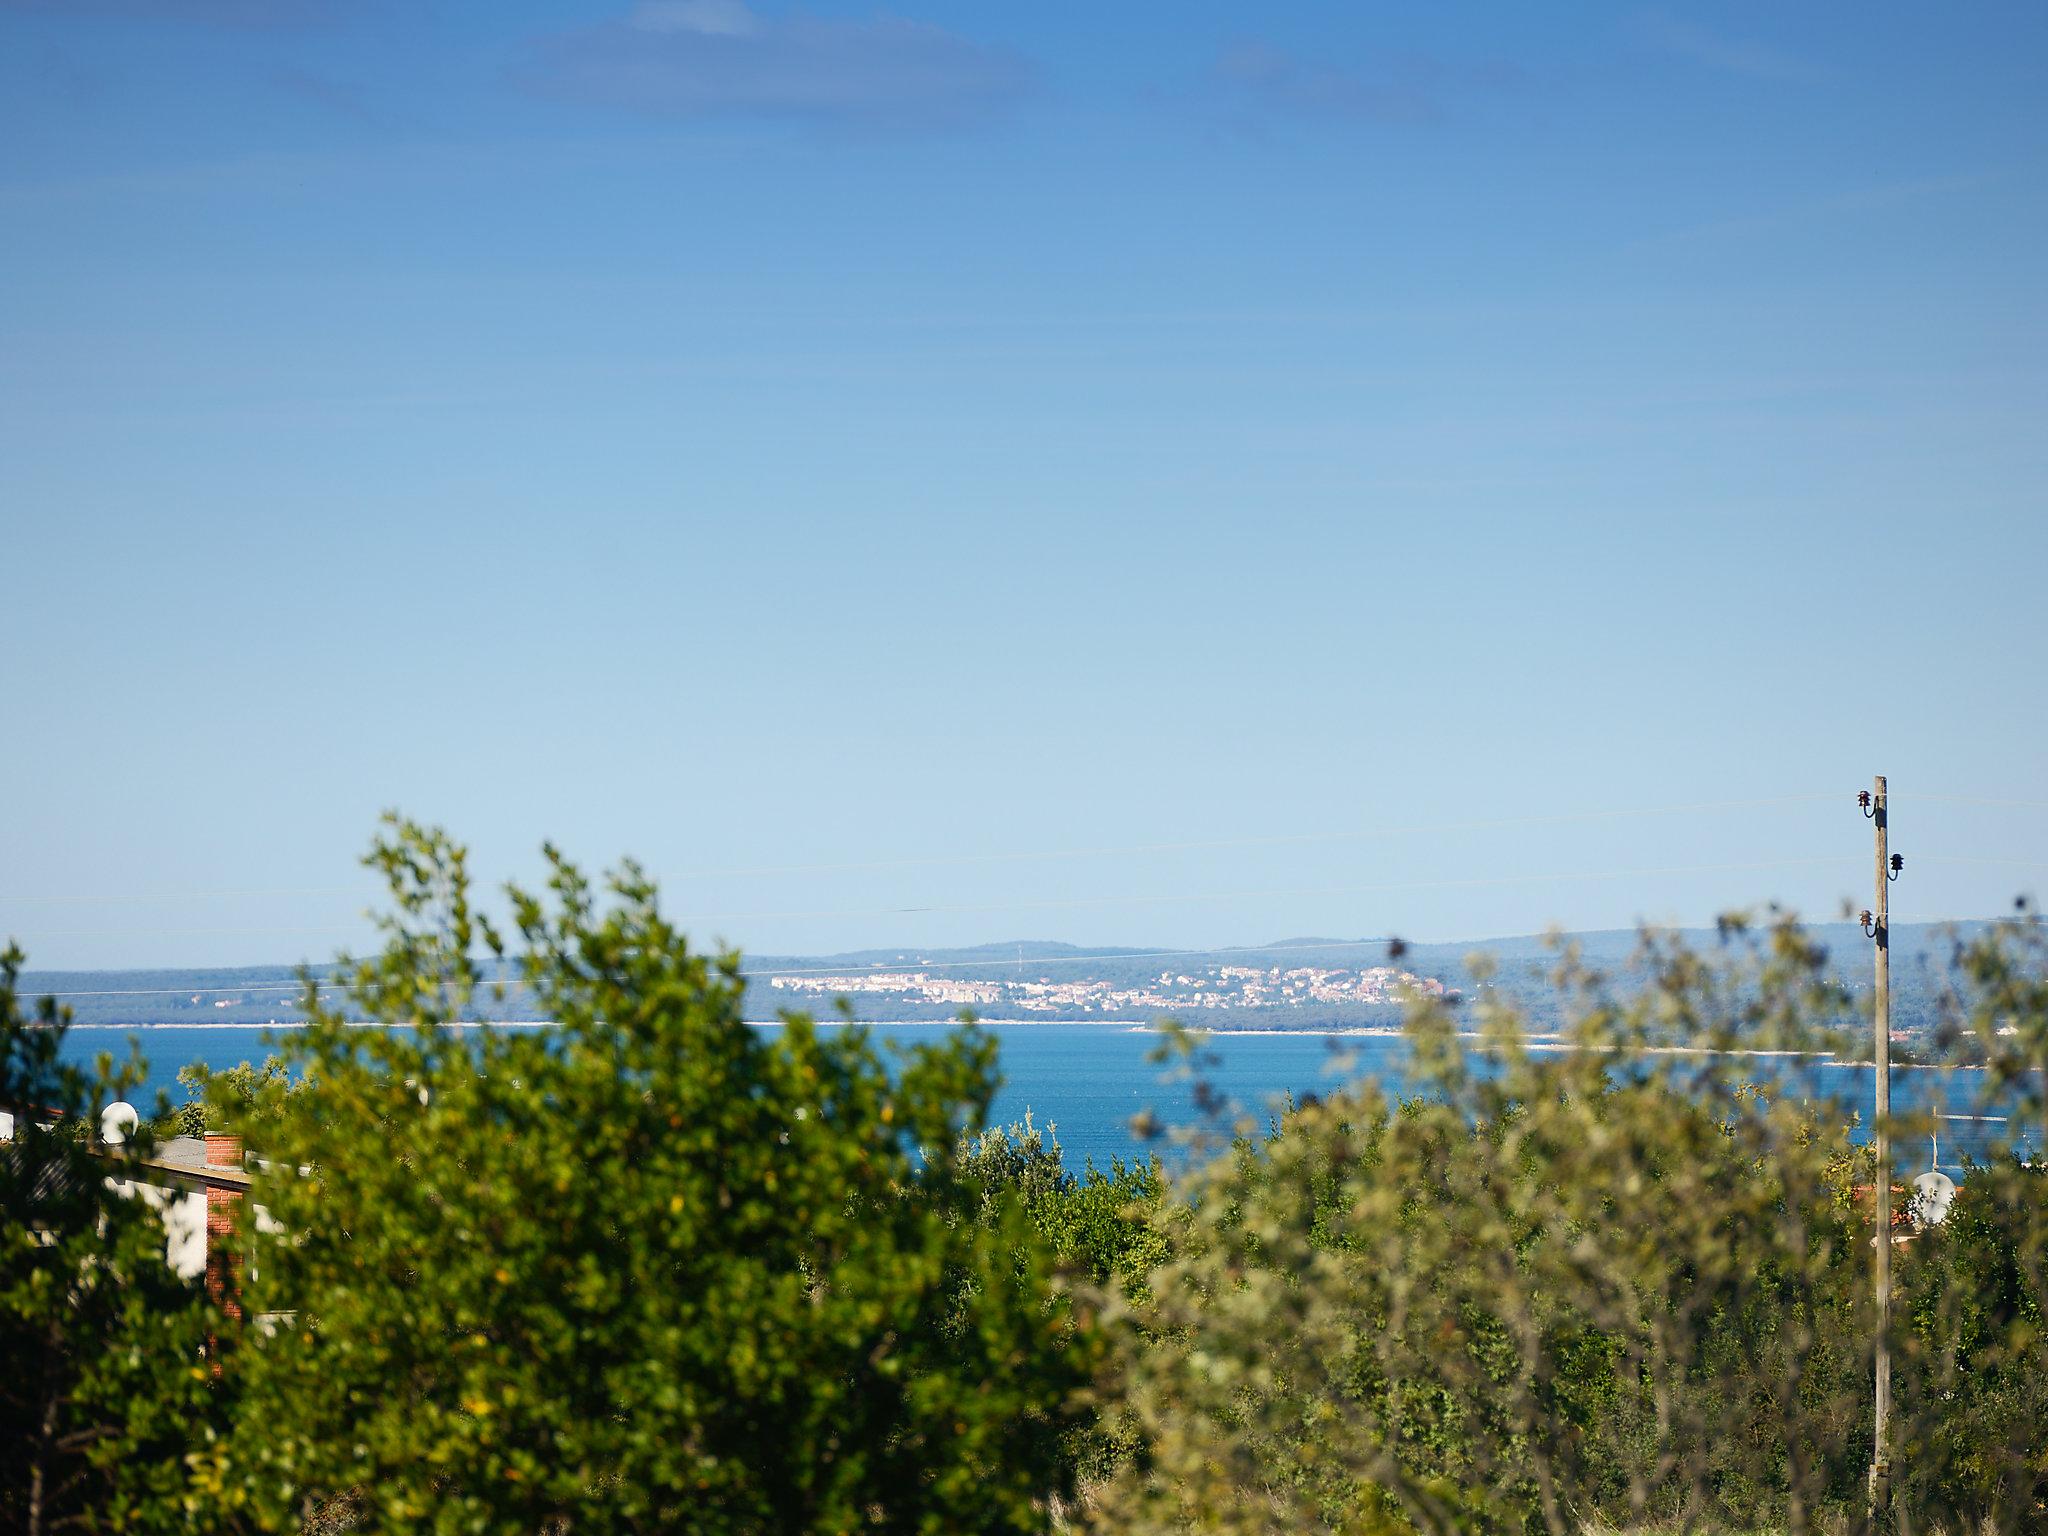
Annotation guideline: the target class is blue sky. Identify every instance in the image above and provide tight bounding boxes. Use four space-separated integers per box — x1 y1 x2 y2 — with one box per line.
3 1 2046 970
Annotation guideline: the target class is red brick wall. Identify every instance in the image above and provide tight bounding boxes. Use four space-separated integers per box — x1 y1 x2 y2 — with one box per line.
205 1185 243 1322
202 1135 245 1324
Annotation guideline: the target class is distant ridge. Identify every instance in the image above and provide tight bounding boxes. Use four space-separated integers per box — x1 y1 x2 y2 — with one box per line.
751 939 1161 968
23 919 1997 1032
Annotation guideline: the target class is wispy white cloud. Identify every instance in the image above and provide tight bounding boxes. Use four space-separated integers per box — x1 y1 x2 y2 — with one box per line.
1205 40 1524 130
1213 41 1435 125
271 66 380 127
0 0 329 22
1624 170 2002 254
1635 10 1804 81
523 1 1034 129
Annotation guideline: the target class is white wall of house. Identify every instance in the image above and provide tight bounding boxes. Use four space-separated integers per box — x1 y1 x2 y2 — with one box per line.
107 1174 210 1280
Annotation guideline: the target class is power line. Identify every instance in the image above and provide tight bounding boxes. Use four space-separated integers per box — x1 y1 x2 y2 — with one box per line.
23 923 382 941
762 938 1405 978
32 938 1406 999
653 795 1847 881
0 884 366 908
5 792 2039 914
673 855 1859 924
1904 794 2048 812
22 980 330 1000
16 854 1862 942
11 790 2042 984
0 793 1844 907
26 899 2037 1003
1914 855 2048 873
24 855 1870 988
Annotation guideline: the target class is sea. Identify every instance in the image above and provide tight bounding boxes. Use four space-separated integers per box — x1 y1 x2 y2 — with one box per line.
54 1021 2032 1178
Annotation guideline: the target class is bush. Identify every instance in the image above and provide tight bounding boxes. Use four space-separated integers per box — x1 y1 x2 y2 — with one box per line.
173 1058 304 1138
194 818 1097 1534
1088 917 2041 1536
958 1115 1170 1493
0 944 221 1536
958 1113 1170 1295
11 821 2045 1534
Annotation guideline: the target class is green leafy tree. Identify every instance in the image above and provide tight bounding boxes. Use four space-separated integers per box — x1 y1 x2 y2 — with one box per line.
0 944 221 1536
197 818 1096 1534
1091 918 1883 1536
173 1058 304 1138
1897 1155 2048 1531
957 1115 1169 1495
957 1114 1169 1297
1890 913 2048 1530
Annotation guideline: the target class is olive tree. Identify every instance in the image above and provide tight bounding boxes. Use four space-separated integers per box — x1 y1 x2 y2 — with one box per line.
1890 914 2048 1532
1091 919 1880 1536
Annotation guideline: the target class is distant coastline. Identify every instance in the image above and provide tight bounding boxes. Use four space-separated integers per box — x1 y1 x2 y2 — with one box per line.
24 920 1987 1039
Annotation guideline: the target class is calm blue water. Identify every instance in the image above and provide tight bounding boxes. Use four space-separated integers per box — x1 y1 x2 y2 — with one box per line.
56 1023 2031 1176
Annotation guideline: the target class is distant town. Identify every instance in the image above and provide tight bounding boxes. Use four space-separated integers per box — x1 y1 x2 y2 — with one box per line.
769 961 1449 1019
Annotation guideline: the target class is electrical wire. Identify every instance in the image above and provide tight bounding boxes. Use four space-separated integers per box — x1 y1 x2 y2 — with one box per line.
654 795 1847 881
16 854 1861 943
671 855 1859 924
5 790 2038 914
1903 794 2048 812
10 787 2044 992
25 901 2040 1003
24 856 1867 997
0 885 365 907
0 793 1844 906
29 936 1400 999
1914 855 2048 873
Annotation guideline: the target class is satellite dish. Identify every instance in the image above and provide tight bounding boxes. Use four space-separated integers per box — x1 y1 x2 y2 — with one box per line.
99 1101 140 1146
1912 1170 1957 1227
1912 1133 1955 1226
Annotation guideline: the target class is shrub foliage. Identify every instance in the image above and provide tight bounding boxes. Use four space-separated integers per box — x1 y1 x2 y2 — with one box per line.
1086 917 2048 1536
194 819 1097 1534
5 824 2045 1534
1 946 219 1536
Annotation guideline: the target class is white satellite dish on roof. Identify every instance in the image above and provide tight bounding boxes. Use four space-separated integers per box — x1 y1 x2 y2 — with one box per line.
1911 1131 1957 1227
1912 1170 1957 1226
99 1101 140 1146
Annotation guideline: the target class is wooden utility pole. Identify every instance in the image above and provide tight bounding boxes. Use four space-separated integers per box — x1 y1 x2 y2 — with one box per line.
1868 774 1893 1520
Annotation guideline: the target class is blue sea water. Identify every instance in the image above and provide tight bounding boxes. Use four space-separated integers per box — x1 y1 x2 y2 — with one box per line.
54 1022 2031 1177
